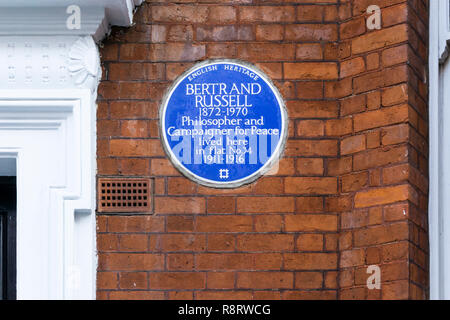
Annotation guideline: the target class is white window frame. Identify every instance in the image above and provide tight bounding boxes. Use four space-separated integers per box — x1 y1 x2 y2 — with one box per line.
0 90 96 299
0 1 142 299
429 0 450 300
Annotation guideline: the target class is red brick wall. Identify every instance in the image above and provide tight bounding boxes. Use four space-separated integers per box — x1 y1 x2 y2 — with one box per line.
336 0 429 299
96 0 429 300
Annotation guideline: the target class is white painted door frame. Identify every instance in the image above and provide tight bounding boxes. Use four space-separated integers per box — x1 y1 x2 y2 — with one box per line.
0 1 141 299
429 0 450 300
0 90 96 299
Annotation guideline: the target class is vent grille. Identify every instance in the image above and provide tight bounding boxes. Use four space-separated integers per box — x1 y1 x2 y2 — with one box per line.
98 178 152 213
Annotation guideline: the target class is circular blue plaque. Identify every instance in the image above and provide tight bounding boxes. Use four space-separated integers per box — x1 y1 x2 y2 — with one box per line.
160 60 287 188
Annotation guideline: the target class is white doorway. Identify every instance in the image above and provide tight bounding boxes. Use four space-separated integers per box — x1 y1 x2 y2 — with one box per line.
0 90 96 299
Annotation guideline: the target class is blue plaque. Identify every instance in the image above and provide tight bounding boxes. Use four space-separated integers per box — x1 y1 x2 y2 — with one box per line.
160 60 288 188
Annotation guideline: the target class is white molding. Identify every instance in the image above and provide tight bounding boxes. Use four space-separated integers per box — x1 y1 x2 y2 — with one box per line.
0 90 97 299
0 0 142 42
439 0 450 63
0 36 101 91
429 0 450 300
0 7 106 39
0 0 142 300
68 37 102 91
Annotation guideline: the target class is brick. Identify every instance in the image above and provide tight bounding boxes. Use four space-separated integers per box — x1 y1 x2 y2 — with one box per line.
167 253 195 270
341 172 368 193
296 197 323 213
285 177 337 195
119 234 148 252
196 253 253 270
325 118 353 136
97 234 118 252
150 272 206 290
254 214 283 232
296 44 323 60
353 145 408 171
152 5 208 23
296 234 323 252
340 17 365 39
287 101 338 119
295 272 323 289
151 158 180 176
207 272 235 289
340 57 365 78
151 234 206 252
297 120 324 137
284 63 338 80
154 197 205 214
352 24 408 54
297 5 323 22
341 135 366 155
327 157 352 176
149 43 206 61
208 6 236 23
196 216 252 233
237 197 295 213
285 214 338 232
353 222 409 247
284 253 338 270
167 216 194 233
237 272 293 289
354 185 414 208
382 84 408 106
382 45 408 67
325 196 352 212
238 44 295 61
341 95 366 116
382 280 409 300
99 253 163 271
282 290 337 300
368 91 381 110
325 234 338 251
168 291 193 300
325 78 352 99
256 25 284 41
325 271 338 289
296 81 324 99
353 65 407 94
109 101 157 119
239 6 295 23
196 291 252 300
285 24 338 41
119 44 149 60
340 249 365 268
256 63 283 80
381 124 409 146
109 139 164 157
366 53 380 70
236 234 294 252
296 158 324 176
207 197 235 213
207 234 235 252
109 291 165 300
285 139 338 157
252 177 284 195
108 216 164 233
119 272 147 289
168 177 197 195
97 272 117 290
